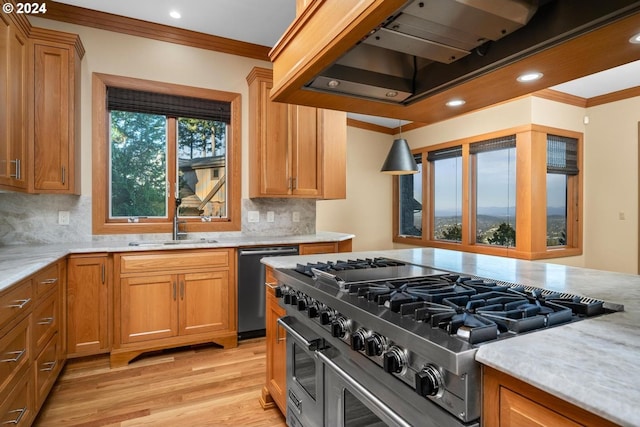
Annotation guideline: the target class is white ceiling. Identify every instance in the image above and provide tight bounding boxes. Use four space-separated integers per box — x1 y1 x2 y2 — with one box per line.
53 0 640 128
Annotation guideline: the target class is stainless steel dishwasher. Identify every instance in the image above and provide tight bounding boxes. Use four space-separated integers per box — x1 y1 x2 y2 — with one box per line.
237 246 299 339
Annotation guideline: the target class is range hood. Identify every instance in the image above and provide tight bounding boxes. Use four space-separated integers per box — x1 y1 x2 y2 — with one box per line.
303 0 640 105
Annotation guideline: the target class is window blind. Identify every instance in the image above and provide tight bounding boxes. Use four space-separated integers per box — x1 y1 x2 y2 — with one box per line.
547 135 578 175
427 145 462 162
107 87 231 123
469 135 516 154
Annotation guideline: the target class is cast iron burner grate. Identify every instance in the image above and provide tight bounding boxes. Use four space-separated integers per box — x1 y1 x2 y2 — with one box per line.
348 273 606 344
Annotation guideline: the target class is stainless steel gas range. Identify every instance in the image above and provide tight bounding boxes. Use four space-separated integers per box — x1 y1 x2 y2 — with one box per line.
271 257 621 427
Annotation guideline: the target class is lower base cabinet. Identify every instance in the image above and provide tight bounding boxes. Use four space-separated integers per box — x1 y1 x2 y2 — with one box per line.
112 249 237 367
482 365 619 427
0 259 64 427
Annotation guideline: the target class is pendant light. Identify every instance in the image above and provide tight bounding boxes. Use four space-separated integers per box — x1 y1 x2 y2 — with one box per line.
380 121 418 175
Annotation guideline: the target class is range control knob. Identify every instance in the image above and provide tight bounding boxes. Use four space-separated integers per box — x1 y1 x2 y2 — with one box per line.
275 287 283 298
307 303 319 318
350 329 369 352
319 310 333 325
415 365 443 398
365 333 385 357
289 293 298 305
330 317 348 338
283 292 292 305
296 298 307 311
383 346 406 374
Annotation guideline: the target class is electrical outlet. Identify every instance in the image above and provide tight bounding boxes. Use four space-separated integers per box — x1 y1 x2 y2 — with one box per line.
248 210 260 223
292 211 300 222
267 211 275 222
58 211 70 225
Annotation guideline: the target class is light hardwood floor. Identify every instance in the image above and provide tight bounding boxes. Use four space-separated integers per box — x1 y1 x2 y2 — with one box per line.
34 338 287 426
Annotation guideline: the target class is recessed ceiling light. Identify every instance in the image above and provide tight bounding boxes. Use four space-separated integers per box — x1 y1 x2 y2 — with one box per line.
327 80 340 88
169 10 181 19
517 72 543 82
446 99 465 107
629 33 640 44
385 91 398 98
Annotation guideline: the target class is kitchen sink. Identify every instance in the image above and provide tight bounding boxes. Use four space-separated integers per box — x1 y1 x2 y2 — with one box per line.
128 238 218 246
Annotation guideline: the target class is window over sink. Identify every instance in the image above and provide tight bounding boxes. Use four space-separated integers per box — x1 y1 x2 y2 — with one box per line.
92 73 241 234
394 125 582 260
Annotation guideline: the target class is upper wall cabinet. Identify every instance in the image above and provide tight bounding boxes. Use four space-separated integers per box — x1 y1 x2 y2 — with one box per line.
247 67 346 199
0 12 28 190
0 16 84 194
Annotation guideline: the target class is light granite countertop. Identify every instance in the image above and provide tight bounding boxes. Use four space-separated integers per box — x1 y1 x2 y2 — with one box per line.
0 231 353 292
262 248 639 427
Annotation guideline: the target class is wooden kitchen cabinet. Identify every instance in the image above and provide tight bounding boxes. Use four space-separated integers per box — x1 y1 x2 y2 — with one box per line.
0 258 64 426
260 266 287 413
0 19 84 194
247 67 346 199
112 249 237 367
0 11 28 190
29 28 83 193
483 365 619 427
66 254 111 357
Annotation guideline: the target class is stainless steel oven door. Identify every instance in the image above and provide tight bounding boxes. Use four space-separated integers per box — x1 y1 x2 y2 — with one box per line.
277 316 324 427
317 347 478 427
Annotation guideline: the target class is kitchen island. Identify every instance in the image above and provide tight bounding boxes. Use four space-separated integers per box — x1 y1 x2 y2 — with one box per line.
262 248 639 427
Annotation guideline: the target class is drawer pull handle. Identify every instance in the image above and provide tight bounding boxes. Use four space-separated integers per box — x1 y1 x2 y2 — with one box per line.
38 317 55 325
1 349 26 363
3 407 27 425
40 360 57 372
40 278 58 285
6 298 31 309
265 282 278 290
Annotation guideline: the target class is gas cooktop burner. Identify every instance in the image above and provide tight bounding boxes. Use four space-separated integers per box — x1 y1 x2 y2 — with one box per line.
345 273 606 344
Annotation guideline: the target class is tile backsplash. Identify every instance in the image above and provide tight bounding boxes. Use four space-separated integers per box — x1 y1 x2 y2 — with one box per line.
0 192 315 245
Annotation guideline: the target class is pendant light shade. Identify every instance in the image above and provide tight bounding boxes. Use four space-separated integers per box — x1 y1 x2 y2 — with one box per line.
380 138 418 175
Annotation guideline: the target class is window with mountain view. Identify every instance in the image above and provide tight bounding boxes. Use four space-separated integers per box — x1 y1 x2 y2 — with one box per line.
546 134 579 247
471 136 516 247
398 154 423 237
392 126 582 260
430 146 462 242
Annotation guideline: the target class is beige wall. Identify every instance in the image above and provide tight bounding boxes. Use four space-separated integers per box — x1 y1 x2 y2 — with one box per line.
29 17 271 198
316 127 394 252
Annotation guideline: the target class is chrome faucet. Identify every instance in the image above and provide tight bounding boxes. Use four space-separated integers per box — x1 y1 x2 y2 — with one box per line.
173 198 187 240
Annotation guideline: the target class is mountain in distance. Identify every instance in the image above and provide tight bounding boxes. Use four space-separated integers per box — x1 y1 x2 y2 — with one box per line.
434 206 566 217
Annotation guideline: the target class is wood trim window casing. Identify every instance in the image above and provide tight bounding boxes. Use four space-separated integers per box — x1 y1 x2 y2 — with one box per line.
394 124 583 261
92 73 242 235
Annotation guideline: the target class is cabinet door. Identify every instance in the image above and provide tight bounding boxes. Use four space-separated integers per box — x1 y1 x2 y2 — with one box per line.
120 274 178 343
67 256 109 356
33 43 70 191
291 105 320 196
265 283 287 412
179 271 229 335
261 78 291 195
0 16 27 189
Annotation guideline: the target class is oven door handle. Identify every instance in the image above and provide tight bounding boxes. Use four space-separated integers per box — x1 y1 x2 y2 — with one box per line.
316 350 413 427
277 316 322 351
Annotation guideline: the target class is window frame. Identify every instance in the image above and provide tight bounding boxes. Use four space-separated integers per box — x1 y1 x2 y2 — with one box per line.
92 73 242 234
393 124 583 260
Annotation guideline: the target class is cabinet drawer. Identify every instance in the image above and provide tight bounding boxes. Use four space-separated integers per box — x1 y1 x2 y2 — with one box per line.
0 279 33 330
120 250 230 274
32 291 59 355
34 332 61 407
0 370 33 427
0 317 29 394
33 263 60 298
299 242 338 255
